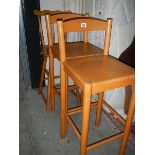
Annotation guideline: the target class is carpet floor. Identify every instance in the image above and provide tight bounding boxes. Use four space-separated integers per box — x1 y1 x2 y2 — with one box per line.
19 88 135 155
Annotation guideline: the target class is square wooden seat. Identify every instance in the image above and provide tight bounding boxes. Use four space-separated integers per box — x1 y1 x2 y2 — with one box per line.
52 42 103 60
64 55 134 93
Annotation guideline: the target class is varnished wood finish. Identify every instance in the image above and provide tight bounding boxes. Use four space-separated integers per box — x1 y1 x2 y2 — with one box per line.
34 9 62 16
49 12 86 24
64 112 81 140
95 93 103 126
34 10 76 111
52 42 103 60
45 13 91 112
68 102 98 115
57 17 135 155
63 18 108 32
119 86 135 155
80 83 92 155
87 132 124 151
34 9 62 111
63 55 134 93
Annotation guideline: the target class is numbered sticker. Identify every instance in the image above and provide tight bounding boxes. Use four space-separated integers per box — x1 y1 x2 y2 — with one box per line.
81 23 87 28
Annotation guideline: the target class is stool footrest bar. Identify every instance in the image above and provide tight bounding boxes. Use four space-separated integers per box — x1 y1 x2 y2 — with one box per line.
45 69 49 76
68 102 98 115
54 85 79 96
102 100 125 125
54 75 60 79
40 92 47 105
87 132 124 151
64 112 81 140
54 86 61 95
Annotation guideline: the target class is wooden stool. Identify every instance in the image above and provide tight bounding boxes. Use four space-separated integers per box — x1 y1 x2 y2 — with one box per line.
56 17 135 155
45 13 105 112
34 9 63 112
34 10 81 111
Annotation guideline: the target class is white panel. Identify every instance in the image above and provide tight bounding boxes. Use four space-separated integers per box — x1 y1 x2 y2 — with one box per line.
125 0 135 23
117 22 135 56
40 0 64 45
104 87 125 110
40 0 64 10
85 0 95 16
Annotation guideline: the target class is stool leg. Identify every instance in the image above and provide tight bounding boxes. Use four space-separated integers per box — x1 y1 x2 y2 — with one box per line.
60 67 67 138
75 86 81 105
50 57 55 111
80 83 91 155
95 92 103 126
119 86 135 155
46 68 51 112
80 90 83 105
65 74 68 134
38 56 47 95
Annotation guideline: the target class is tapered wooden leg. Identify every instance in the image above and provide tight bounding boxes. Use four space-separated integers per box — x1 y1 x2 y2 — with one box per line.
95 92 103 126
74 85 81 105
80 83 91 155
50 57 55 111
80 90 83 105
38 56 47 95
60 65 67 138
65 74 68 134
46 67 51 112
119 86 135 155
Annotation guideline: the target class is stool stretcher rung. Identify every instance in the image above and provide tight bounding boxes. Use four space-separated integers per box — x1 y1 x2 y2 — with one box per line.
40 93 47 105
54 85 80 98
64 112 81 140
54 75 60 79
87 132 124 151
45 69 49 76
54 86 61 96
102 100 125 125
68 102 98 115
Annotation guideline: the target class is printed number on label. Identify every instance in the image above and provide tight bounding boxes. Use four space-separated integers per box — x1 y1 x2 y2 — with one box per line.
81 23 87 28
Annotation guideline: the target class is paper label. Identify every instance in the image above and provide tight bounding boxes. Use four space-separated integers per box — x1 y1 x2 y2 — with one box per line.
81 23 87 28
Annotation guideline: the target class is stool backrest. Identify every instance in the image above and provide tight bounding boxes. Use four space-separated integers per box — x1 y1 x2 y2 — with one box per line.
34 10 63 51
34 10 74 57
57 17 112 62
45 13 89 47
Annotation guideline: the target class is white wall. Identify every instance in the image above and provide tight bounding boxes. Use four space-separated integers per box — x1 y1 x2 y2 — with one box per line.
85 0 135 118
40 0 64 10
85 0 135 57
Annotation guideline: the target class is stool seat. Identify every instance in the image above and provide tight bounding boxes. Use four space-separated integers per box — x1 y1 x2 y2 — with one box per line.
42 45 57 58
42 45 49 57
52 42 102 60
64 55 135 93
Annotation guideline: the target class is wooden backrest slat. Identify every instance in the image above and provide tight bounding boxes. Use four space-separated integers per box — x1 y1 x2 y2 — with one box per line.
49 13 86 24
33 9 62 16
63 18 109 32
